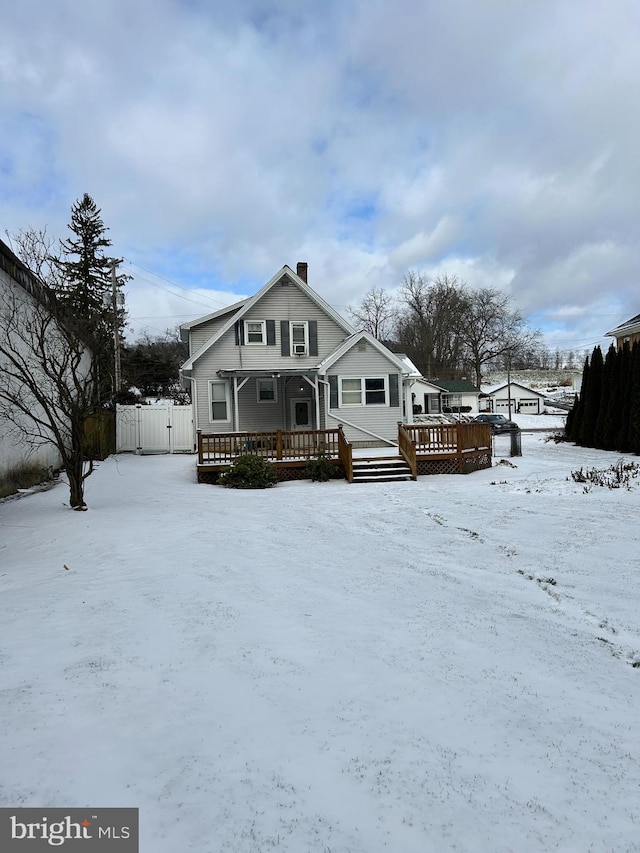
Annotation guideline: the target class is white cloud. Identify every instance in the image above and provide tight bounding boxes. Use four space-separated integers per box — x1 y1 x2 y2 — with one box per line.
1 0 639 356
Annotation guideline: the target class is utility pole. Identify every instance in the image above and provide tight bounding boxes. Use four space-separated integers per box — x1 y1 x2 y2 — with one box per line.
507 352 512 420
110 260 122 395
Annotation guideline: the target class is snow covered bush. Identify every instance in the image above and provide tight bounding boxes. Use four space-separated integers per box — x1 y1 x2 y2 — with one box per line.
218 454 278 489
305 452 344 482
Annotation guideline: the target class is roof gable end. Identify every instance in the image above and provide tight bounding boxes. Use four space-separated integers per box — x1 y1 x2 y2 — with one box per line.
182 265 355 370
317 330 411 374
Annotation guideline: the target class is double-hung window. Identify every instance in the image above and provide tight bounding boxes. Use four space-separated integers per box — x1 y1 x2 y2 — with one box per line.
257 378 277 403
339 376 388 406
209 381 230 422
442 393 462 410
290 322 308 356
245 320 266 345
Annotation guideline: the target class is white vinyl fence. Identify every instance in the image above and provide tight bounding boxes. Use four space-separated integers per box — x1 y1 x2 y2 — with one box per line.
116 405 194 454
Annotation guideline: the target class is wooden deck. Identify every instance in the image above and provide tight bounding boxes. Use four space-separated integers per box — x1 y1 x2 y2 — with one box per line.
197 422 492 483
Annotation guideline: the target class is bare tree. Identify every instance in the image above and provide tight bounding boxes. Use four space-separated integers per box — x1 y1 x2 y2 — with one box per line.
5 226 64 289
395 272 468 378
348 286 398 341
459 287 541 386
0 253 98 509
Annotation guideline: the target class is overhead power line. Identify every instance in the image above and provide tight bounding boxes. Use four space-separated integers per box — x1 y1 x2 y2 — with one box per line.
123 259 234 312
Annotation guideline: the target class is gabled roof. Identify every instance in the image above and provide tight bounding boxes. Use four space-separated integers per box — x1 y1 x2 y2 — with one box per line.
316 330 411 375
434 379 481 394
483 381 546 397
410 376 448 392
606 314 640 337
179 299 248 342
182 265 355 370
396 353 422 378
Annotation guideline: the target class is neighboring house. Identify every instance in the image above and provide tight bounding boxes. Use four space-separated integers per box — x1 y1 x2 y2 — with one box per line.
403 361 480 415
481 381 547 414
434 379 481 413
605 314 640 349
0 239 67 482
180 263 412 445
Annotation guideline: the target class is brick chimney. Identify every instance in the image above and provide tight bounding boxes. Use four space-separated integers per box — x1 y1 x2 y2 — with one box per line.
296 262 308 283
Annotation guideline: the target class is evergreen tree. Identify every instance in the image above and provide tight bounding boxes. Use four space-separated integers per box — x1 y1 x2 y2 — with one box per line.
565 397 576 439
602 345 621 450
595 344 616 449
568 355 589 442
53 194 127 401
629 343 640 454
615 344 632 451
579 346 603 447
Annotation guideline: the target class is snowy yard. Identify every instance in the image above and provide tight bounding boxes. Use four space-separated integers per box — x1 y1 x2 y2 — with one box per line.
1 433 639 852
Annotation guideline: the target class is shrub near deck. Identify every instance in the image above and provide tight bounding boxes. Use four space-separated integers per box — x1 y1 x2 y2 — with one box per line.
218 454 278 489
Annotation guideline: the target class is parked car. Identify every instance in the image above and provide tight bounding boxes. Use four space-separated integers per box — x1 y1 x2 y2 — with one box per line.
474 413 519 434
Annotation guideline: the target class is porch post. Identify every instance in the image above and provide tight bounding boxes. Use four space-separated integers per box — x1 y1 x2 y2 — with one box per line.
314 376 320 429
233 376 240 431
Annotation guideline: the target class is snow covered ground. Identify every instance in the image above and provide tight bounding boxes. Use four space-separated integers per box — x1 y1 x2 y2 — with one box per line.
1 434 639 852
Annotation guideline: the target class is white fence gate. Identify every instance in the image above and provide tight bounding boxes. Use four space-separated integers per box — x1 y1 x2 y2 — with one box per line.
116 405 194 454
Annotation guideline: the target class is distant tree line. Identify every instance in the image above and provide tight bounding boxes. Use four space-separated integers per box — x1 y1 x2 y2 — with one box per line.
566 343 640 453
348 273 542 385
121 330 189 402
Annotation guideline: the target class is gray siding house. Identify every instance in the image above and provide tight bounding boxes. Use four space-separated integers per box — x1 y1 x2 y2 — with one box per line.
180 263 412 445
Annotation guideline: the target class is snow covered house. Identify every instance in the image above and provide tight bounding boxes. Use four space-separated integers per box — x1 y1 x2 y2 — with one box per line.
181 263 493 483
405 366 480 416
180 263 412 447
482 381 547 414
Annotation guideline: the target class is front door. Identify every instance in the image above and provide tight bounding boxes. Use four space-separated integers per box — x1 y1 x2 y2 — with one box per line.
291 398 312 430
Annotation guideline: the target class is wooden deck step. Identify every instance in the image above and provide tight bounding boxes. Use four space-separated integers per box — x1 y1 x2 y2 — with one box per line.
352 456 413 483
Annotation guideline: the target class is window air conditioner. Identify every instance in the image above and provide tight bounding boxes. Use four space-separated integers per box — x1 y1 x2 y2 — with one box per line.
293 343 306 355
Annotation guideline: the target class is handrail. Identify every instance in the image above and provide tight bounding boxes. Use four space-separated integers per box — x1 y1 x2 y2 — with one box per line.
337 425 353 483
325 409 397 447
397 423 417 480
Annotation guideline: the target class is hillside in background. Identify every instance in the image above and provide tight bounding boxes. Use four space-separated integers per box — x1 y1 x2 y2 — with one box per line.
482 368 582 392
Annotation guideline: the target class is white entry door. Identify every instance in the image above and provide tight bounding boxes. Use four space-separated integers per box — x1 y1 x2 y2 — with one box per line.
291 398 312 430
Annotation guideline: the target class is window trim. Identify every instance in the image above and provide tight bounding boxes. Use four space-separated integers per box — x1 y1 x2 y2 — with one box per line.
289 321 309 356
244 319 267 345
208 380 231 423
338 375 389 407
256 377 278 404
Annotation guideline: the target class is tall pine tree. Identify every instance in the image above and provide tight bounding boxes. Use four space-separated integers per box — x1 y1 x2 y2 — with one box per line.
579 346 603 447
567 355 589 442
629 343 640 454
615 344 632 451
53 194 127 401
595 344 616 449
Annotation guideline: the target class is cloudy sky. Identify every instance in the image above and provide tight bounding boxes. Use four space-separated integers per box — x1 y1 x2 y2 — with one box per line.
2 0 639 357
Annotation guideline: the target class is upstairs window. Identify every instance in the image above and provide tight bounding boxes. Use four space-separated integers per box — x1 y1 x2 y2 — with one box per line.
290 322 308 355
245 320 266 345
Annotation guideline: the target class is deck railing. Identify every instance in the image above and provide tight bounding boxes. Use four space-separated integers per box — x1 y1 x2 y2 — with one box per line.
397 423 417 480
402 422 491 456
198 428 348 465
336 426 354 483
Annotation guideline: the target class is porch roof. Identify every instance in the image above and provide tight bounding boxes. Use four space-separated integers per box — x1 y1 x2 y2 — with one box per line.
216 368 320 378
